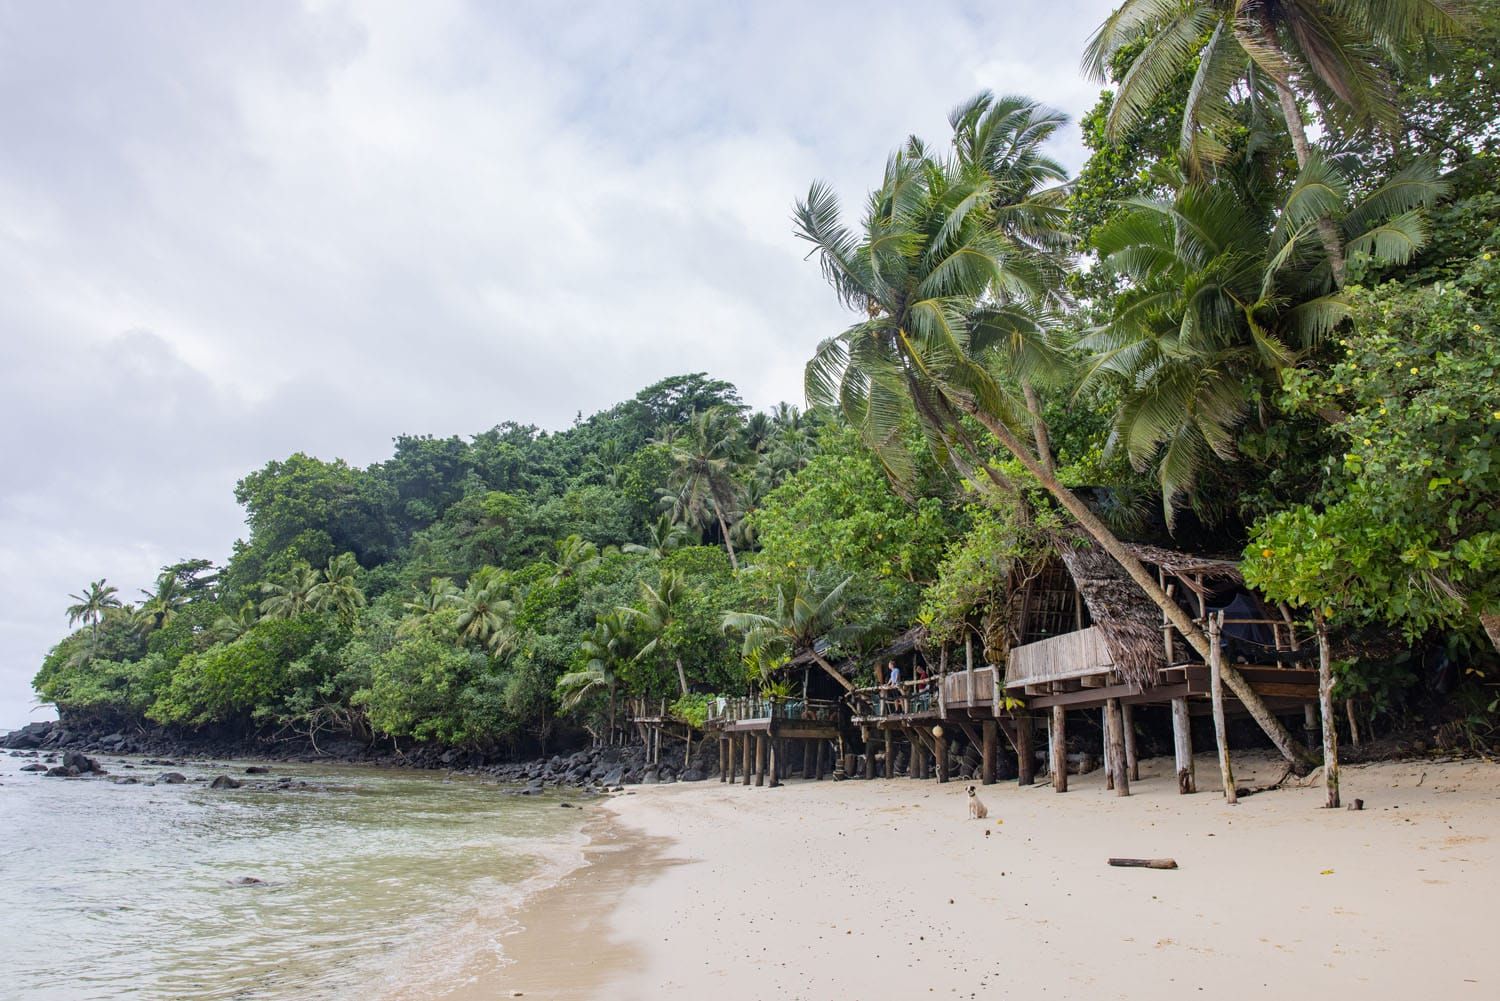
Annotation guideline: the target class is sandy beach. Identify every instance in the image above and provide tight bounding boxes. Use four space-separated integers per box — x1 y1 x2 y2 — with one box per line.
486 752 1500 1000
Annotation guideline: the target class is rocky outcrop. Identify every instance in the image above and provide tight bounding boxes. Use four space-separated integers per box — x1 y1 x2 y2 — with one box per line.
4 717 723 791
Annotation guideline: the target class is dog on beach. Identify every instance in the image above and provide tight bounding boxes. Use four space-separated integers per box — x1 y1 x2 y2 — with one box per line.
966 785 989 820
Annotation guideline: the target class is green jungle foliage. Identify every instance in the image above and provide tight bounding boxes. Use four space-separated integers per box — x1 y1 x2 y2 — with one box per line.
37 2 1500 751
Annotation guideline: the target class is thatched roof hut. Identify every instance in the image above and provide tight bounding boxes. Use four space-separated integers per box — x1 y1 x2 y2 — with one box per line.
1044 531 1168 689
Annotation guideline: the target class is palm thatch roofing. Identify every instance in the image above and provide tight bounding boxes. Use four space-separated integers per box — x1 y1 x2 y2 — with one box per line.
1125 544 1243 592
1047 531 1168 689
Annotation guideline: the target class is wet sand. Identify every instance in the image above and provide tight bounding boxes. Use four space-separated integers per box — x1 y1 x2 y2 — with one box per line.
442 806 679 1000
518 752 1500 1000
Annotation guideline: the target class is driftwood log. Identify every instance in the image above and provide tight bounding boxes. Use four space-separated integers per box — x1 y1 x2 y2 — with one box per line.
1108 858 1178 870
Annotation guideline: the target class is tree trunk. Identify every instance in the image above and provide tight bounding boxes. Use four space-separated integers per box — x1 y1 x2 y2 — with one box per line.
963 403 1315 772
1315 613 1340 809
714 508 739 570
1209 613 1238 804
1050 705 1068 793
810 650 856 692
1172 697 1195 794
1266 37 1347 286
674 658 688 697
1106 698 1129 797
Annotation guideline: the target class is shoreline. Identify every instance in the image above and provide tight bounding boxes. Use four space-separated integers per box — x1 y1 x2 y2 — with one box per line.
484 751 1500 1000
440 797 683 1000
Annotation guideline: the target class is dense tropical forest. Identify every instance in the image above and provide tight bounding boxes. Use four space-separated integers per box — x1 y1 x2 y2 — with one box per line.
35 0 1500 757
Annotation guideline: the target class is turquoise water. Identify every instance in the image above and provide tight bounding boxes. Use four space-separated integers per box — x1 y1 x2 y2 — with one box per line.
0 753 589 1000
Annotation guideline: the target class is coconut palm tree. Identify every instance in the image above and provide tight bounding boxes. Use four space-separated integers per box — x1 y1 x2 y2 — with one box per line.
665 407 746 569
620 569 692 695
1081 155 1446 515
722 572 863 692
455 575 513 649
795 110 1315 768
546 534 603 585
260 565 321 620
1083 0 1468 281
67 579 121 632
403 576 460 617
622 514 691 559
209 601 259 644
556 609 634 743
137 573 187 633
307 552 366 623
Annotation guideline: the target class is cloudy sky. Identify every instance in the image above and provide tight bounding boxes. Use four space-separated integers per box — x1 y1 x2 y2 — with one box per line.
0 0 1116 729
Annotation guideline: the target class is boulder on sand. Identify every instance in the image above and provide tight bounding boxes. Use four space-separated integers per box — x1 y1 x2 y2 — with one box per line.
158 772 187 784
209 775 243 789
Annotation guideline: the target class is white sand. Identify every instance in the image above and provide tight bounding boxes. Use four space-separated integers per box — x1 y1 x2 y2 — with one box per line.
594 753 1499 1000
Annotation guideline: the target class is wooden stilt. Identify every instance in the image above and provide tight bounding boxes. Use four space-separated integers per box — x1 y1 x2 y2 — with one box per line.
884 727 894 780
1209 612 1237 804
815 741 826 781
741 733 752 787
1051 705 1068 793
982 718 999 785
1102 706 1114 791
719 737 727 782
1171 698 1195 794
768 738 780 788
1106 698 1129 797
754 733 767 787
684 731 692 769
1016 714 1035 786
1123 703 1139 782
1315 614 1340 809
802 740 815 780
863 728 875 780
1303 703 1318 748
935 728 949 783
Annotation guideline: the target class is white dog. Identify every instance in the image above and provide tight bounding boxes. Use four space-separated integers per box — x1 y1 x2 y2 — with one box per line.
966 784 989 820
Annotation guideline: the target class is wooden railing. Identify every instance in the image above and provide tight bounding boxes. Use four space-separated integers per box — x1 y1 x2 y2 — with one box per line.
941 666 998 708
1004 625 1115 689
704 696 841 725
846 679 939 718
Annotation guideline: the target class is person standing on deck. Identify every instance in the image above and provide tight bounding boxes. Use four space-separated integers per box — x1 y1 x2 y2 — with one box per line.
884 660 905 714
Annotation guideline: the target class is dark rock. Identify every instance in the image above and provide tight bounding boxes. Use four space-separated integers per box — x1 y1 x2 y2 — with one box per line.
226 876 265 887
0 721 54 749
45 766 74 777
62 751 104 774
110 776 140 785
159 772 187 784
20 763 46 772
558 802 575 808
680 768 705 782
244 766 270 774
210 775 242 789
601 766 624 787
640 768 659 785
100 733 126 747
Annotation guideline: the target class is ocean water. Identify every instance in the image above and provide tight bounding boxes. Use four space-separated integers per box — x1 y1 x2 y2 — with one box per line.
0 752 590 1000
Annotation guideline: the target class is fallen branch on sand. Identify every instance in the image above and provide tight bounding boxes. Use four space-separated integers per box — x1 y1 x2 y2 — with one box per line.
1108 858 1178 870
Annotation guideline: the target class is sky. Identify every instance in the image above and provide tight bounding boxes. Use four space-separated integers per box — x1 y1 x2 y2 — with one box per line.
0 0 1117 730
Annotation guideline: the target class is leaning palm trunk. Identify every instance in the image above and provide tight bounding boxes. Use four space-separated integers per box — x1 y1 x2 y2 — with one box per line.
1261 26 1347 286
810 650 855 693
714 509 739 570
675 658 689 697
962 400 1316 773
